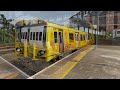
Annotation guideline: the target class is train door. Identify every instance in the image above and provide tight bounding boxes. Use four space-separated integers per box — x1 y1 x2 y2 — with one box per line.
58 30 63 53
53 29 59 53
75 32 79 48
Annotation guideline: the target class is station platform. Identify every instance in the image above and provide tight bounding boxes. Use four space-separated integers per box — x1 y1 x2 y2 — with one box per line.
29 45 120 79
65 45 120 79
0 56 29 79
29 45 95 79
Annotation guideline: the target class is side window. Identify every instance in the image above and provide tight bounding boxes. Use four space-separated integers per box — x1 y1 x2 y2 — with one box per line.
59 32 62 43
23 32 25 39
39 32 42 41
54 32 57 43
83 35 85 40
80 34 82 41
69 33 74 40
43 32 46 42
25 32 27 39
89 33 91 40
30 32 32 40
33 32 35 40
19 33 22 39
21 32 23 39
17 32 19 39
76 33 79 41
36 32 38 40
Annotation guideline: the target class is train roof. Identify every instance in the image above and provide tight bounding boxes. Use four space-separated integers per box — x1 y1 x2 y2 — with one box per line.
15 20 94 33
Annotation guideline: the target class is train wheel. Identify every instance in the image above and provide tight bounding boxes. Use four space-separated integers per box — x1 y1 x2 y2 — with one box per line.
56 55 63 61
50 58 57 63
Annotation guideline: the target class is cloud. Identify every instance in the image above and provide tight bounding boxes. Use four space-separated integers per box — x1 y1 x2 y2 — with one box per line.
0 11 79 25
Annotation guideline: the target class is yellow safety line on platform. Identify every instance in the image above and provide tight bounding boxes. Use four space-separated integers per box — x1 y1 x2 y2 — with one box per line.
51 45 96 79
4 72 19 79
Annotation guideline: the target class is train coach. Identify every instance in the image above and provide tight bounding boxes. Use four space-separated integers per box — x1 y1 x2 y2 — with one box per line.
15 20 95 62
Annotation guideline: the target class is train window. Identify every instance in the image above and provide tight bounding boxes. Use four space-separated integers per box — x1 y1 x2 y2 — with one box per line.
88 33 90 40
39 32 42 41
36 32 38 40
117 31 120 34
43 26 47 42
25 32 27 39
19 28 22 39
59 32 62 43
23 32 25 39
54 32 57 43
83 35 85 40
76 33 79 41
21 32 23 39
89 34 91 40
30 32 32 40
80 35 82 41
69 33 74 40
33 32 35 40
20 32 22 39
17 32 20 40
43 32 46 42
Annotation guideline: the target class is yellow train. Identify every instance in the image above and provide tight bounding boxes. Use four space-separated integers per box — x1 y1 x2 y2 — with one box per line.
15 20 95 62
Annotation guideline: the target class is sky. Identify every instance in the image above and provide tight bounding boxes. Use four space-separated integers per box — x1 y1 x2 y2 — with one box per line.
0 11 79 25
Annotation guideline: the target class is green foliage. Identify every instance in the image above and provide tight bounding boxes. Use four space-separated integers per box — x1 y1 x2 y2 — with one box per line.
105 32 112 40
0 29 15 44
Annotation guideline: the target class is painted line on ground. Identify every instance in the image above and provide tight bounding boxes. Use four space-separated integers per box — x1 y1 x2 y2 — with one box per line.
52 45 96 79
4 72 19 79
0 56 30 78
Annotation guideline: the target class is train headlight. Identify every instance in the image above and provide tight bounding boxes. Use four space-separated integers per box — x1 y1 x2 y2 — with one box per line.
41 51 44 54
16 48 21 52
37 50 45 56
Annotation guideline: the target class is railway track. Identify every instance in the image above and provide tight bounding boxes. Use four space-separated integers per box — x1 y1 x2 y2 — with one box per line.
0 45 14 55
0 56 29 79
0 45 90 79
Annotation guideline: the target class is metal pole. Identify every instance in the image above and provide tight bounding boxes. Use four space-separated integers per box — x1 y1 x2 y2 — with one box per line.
96 14 99 49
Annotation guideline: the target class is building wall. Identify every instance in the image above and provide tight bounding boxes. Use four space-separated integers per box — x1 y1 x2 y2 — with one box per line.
117 13 120 29
106 13 114 32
